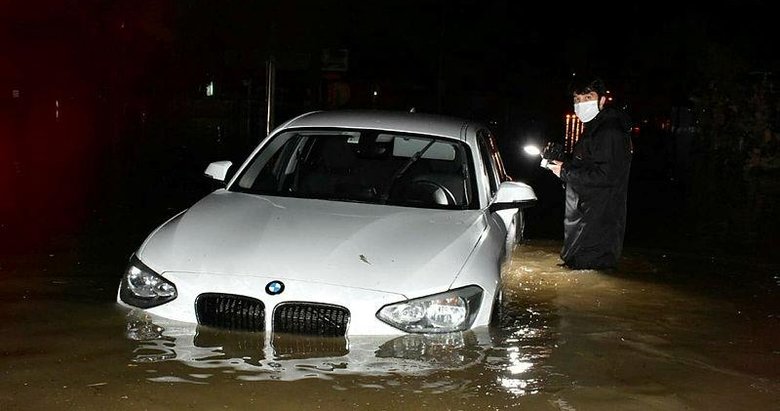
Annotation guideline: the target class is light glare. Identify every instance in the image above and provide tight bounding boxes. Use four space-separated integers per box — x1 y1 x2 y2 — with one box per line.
523 145 541 156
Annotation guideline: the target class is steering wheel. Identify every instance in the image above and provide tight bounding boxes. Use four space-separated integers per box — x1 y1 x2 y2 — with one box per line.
406 180 457 206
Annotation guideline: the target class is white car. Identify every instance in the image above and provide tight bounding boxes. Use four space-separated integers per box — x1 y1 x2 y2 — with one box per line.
116 110 537 336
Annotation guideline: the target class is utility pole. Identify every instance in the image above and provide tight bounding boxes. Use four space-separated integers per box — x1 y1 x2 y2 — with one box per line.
265 56 276 136
264 19 278 138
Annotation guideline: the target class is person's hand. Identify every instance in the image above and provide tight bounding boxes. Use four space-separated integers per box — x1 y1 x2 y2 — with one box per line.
547 161 562 178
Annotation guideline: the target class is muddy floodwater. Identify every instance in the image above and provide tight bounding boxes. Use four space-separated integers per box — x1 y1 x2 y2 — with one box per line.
1 240 777 410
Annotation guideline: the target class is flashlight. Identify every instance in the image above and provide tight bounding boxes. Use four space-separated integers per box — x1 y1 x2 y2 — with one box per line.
523 145 541 156
523 144 550 168
524 143 565 169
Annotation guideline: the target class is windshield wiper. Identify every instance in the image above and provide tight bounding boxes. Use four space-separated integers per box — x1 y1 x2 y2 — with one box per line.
380 139 436 201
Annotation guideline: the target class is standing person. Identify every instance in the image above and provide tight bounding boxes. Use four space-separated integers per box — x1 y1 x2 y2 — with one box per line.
547 74 632 270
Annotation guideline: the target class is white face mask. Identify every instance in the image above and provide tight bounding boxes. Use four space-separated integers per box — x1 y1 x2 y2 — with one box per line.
574 100 599 123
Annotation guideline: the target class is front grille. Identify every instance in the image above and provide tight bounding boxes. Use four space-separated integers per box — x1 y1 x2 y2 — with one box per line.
273 303 350 336
195 293 265 332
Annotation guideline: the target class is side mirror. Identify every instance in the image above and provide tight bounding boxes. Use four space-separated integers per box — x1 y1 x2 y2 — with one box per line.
489 181 537 212
204 161 233 184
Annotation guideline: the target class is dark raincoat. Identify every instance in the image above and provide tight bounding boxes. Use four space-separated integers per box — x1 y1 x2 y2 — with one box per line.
560 106 632 269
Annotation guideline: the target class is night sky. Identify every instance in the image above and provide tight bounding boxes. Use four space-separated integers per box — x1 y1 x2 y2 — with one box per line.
4 1 775 112
1 0 777 252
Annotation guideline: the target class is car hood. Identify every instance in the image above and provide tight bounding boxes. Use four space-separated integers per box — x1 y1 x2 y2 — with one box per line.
139 191 488 297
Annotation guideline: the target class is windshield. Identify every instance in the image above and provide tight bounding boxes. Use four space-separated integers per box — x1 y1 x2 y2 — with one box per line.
230 128 477 209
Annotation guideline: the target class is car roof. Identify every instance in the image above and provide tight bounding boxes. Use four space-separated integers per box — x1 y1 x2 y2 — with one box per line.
278 110 479 142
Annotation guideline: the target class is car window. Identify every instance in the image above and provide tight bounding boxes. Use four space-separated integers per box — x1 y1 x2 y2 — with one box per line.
477 130 501 197
231 129 477 210
485 131 511 182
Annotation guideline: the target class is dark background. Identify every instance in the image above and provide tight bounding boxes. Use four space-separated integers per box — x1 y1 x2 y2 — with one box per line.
1 0 777 262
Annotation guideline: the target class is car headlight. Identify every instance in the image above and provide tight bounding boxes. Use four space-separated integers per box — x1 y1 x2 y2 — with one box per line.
377 285 483 333
119 254 177 308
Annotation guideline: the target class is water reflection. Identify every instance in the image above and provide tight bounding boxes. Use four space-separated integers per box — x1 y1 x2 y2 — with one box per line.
124 310 502 382
272 333 348 360
487 241 565 396
124 301 559 394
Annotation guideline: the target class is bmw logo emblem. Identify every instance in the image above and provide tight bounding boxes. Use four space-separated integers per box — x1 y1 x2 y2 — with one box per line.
265 280 285 295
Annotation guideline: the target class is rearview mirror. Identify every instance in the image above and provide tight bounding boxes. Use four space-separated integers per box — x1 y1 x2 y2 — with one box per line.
489 181 537 212
204 161 233 182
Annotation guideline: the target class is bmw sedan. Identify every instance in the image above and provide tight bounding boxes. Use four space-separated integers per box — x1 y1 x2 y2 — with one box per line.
116 110 537 336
